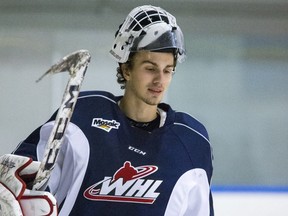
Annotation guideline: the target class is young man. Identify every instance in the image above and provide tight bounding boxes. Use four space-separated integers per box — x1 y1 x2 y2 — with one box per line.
0 5 214 215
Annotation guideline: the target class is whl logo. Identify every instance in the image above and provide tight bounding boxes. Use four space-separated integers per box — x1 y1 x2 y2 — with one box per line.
91 118 120 132
83 161 162 204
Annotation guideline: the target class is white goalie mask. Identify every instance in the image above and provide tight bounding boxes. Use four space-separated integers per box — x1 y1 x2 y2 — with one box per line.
109 5 186 63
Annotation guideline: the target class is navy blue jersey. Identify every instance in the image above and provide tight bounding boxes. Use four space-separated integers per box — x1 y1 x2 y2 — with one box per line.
14 91 214 216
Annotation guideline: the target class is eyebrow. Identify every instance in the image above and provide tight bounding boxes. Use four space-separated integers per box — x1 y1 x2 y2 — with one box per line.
141 60 174 68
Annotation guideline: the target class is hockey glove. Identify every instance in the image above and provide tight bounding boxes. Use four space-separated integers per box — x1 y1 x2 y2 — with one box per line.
0 154 58 216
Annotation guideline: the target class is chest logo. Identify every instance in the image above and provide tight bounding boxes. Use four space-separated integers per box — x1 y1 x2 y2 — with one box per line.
83 161 162 204
91 118 120 132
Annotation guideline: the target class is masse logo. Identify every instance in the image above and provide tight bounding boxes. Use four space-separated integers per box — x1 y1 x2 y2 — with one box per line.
83 161 162 204
91 118 120 132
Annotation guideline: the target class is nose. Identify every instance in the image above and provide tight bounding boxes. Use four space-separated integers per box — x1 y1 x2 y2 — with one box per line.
153 70 164 85
153 69 172 85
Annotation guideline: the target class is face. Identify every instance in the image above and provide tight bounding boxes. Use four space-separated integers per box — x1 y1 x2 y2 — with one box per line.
123 51 175 106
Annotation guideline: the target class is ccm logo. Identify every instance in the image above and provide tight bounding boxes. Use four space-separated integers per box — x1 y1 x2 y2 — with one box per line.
128 146 146 156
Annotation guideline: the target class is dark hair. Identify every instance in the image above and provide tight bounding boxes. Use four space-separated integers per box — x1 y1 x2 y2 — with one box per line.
116 49 178 89
116 53 135 90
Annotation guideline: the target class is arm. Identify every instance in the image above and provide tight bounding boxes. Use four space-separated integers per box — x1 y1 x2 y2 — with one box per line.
173 112 214 215
164 168 211 216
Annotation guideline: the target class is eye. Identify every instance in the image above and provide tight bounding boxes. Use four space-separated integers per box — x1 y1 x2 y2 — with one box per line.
145 66 156 72
164 68 175 75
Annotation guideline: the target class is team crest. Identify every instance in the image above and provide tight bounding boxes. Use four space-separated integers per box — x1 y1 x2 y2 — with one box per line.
83 161 162 204
91 118 120 132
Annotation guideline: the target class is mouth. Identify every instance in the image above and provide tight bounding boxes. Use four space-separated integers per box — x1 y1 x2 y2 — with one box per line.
148 88 163 96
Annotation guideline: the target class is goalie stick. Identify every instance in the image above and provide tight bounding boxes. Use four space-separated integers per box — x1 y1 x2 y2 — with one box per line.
32 50 91 191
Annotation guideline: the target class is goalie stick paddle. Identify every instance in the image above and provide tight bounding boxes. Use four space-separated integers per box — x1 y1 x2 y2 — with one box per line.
32 50 91 191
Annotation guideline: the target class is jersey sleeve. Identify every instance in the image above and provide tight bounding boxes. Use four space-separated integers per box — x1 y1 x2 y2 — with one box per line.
172 112 214 215
35 121 90 213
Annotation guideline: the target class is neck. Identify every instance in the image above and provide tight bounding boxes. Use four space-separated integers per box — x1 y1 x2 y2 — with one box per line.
119 96 158 122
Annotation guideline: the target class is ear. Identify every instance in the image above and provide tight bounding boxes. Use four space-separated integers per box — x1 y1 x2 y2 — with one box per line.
121 64 131 81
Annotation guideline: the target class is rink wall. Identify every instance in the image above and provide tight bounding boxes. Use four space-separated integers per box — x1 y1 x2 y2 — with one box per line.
212 186 288 216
